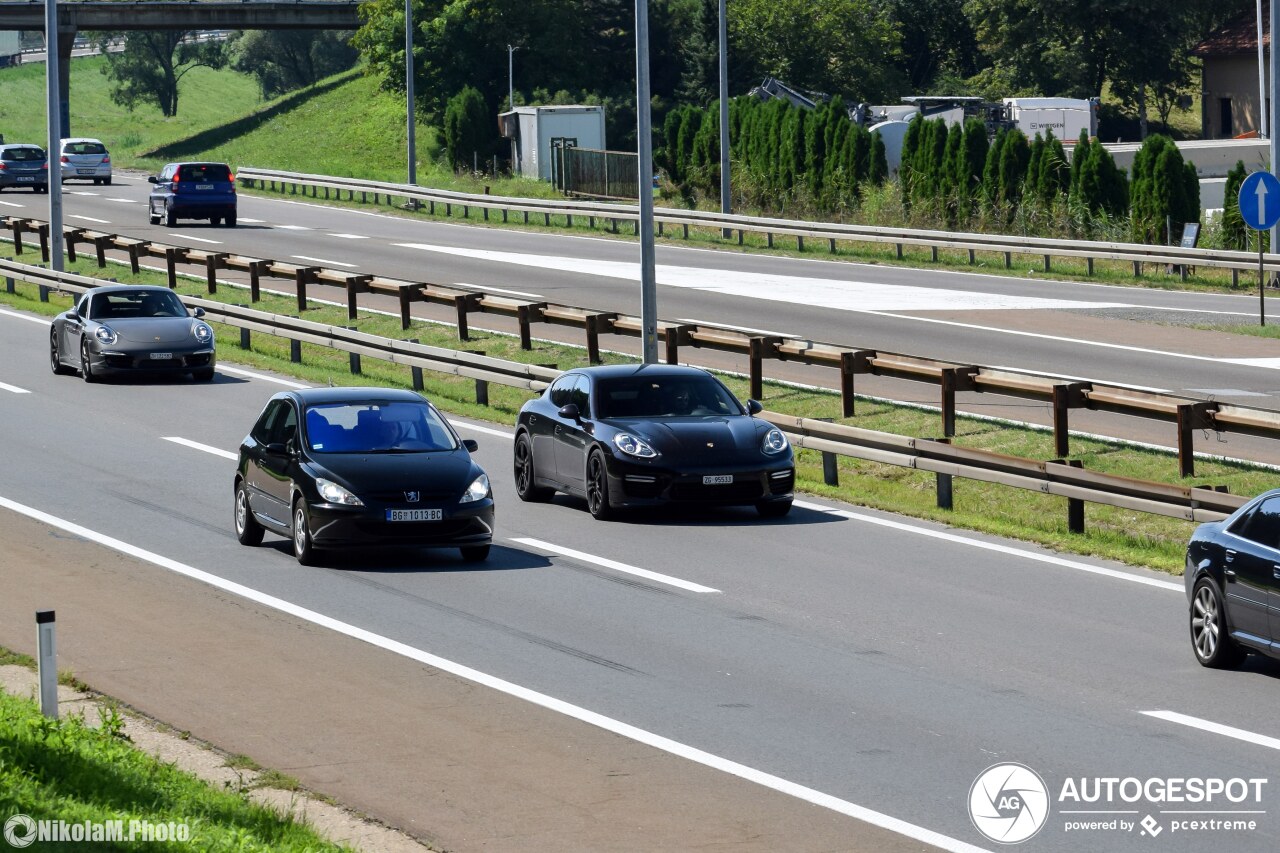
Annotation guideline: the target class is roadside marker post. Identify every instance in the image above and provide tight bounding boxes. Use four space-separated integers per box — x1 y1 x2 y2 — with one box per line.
36 610 57 719
1238 171 1280 326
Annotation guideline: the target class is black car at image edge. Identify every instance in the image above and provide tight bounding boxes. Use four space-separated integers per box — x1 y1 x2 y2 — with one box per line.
1186 488 1280 668
234 388 494 564
514 364 794 519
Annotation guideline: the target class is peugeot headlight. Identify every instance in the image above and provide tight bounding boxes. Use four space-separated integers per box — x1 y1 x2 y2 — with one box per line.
95 325 117 345
761 428 789 455
459 473 490 503
193 321 213 344
316 477 363 506
613 433 657 458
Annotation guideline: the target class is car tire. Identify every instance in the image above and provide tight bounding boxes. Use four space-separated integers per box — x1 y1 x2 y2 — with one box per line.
225 212 236 227
166 207 177 228
192 368 215 382
104 177 112 186
80 338 96 383
210 216 221 226
1190 577 1245 669
50 330 72 375
149 212 161 225
460 545 490 563
292 497 318 566
585 449 614 521
234 480 265 547
513 433 553 502
92 178 101 186
756 499 793 519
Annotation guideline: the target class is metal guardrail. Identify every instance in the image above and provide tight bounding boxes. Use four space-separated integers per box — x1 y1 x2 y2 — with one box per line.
6 212 1280 481
236 166 1280 283
0 254 1249 529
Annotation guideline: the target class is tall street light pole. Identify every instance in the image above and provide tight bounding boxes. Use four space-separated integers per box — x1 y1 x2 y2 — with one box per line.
635 0 658 364
45 0 63 271
718 0 730 237
1271 0 1278 256
508 44 519 110
405 0 416 192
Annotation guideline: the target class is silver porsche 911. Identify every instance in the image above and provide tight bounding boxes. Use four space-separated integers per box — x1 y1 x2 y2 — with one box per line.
50 285 217 382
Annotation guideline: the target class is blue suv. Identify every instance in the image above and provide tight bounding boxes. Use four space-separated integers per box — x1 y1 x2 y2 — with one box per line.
148 162 237 227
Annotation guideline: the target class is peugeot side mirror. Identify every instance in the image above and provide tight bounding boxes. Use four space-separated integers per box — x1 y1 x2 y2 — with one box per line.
265 442 288 456
462 439 479 452
747 399 764 415
558 403 581 421
147 175 159 184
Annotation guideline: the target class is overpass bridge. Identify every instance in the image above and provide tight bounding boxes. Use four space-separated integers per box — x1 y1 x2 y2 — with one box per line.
0 2 362 137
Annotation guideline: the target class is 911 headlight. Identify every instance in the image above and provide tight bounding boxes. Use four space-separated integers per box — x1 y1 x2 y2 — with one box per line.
459 473 490 503
761 428 789 455
316 477 363 506
193 322 213 344
95 325 117 345
613 433 658 458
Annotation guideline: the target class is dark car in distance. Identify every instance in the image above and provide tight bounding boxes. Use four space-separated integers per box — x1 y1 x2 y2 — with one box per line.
50 285 216 382
1186 489 1280 668
514 365 794 520
235 388 494 565
0 144 49 193
148 161 237 227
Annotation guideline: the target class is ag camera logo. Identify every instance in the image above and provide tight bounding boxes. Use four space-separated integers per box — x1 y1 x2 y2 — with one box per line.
4 815 36 849
969 763 1050 844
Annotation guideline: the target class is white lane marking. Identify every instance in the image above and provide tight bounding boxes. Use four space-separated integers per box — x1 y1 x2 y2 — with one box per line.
0 381 31 394
791 500 1183 591
105 197 136 203
162 436 237 460
292 255 358 268
0 200 24 208
237 217 265 224
394 243 1135 313
1141 711 1280 751
67 213 110 224
178 234 223 245
511 537 721 594
452 421 514 440
0 492 989 853
677 318 799 337
1223 357 1280 369
68 191 99 196
453 281 544 299
214 364 311 388
1184 388 1270 398
0 308 51 325
275 224 311 230
328 233 368 239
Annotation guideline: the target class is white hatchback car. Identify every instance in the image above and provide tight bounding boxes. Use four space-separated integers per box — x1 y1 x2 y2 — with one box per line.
59 138 112 185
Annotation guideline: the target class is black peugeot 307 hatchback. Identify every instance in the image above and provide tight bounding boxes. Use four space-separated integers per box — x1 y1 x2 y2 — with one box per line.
513 364 795 520
234 388 494 565
1185 488 1280 668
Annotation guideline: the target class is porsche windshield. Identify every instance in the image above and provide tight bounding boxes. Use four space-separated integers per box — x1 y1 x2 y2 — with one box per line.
597 376 743 419
304 401 458 453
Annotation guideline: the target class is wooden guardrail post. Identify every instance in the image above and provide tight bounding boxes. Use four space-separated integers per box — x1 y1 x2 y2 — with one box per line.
64 228 84 263
10 218 24 255
585 312 619 364
94 235 112 268
939 367 978 438
839 350 875 417
1051 382 1090 458
345 275 372 321
125 241 141 273
748 336 783 401
165 248 181 288
290 338 302 363
204 253 227 294
517 302 547 350
37 224 49 262
294 267 318 312
1177 402 1217 478
454 293 482 341
664 324 695 366
248 260 269 302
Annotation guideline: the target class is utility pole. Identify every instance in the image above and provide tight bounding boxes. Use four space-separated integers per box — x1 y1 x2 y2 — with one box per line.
635 0 657 364
508 44 519 110
405 0 416 193
44 0 63 271
1271 0 1278 256
1259 0 1268 138
718 0 730 237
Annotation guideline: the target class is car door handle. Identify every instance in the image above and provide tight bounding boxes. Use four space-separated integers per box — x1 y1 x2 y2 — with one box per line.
1225 549 1236 563
1274 565 1280 580
554 425 562 435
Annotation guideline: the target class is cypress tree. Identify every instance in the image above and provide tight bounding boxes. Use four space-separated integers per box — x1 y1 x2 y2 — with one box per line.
1069 130 1090 203
900 115 923 208
998 130 1031 212
1222 160 1248 251
851 125 872 183
981 128 1006 211
869 132 888 185
1038 129 1069 204
957 118 988 216
1026 133 1045 206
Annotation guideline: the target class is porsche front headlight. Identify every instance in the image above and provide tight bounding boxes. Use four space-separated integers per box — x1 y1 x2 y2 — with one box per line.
613 433 658 458
761 428 789 455
193 322 213 344
95 325 117 345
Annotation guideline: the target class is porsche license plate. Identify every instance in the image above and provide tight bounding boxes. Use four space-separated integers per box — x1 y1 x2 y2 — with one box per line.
149 352 173 360
15 176 33 182
702 475 733 485
387 508 442 522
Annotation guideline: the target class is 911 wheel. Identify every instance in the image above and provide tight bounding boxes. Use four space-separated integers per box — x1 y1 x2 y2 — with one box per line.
80 338 97 383
1190 578 1245 669
50 330 72 375
234 480 264 546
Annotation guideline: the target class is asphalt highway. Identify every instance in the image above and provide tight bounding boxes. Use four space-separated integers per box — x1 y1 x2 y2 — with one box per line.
2 295 1279 851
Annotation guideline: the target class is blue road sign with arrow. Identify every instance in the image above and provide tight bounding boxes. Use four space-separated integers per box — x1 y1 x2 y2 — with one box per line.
1239 171 1280 231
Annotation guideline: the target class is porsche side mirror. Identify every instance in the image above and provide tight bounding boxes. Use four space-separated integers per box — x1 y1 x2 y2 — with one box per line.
192 307 205 318
462 439 479 452
558 403 581 421
66 310 79 321
147 175 159 184
747 399 764 415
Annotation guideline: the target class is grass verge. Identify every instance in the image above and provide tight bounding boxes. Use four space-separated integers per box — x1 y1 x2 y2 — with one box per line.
5 244 1273 574
0 686 351 852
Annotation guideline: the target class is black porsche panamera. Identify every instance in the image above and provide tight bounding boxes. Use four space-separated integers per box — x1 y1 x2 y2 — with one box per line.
1185 488 1280 668
514 365 795 520
234 388 494 565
